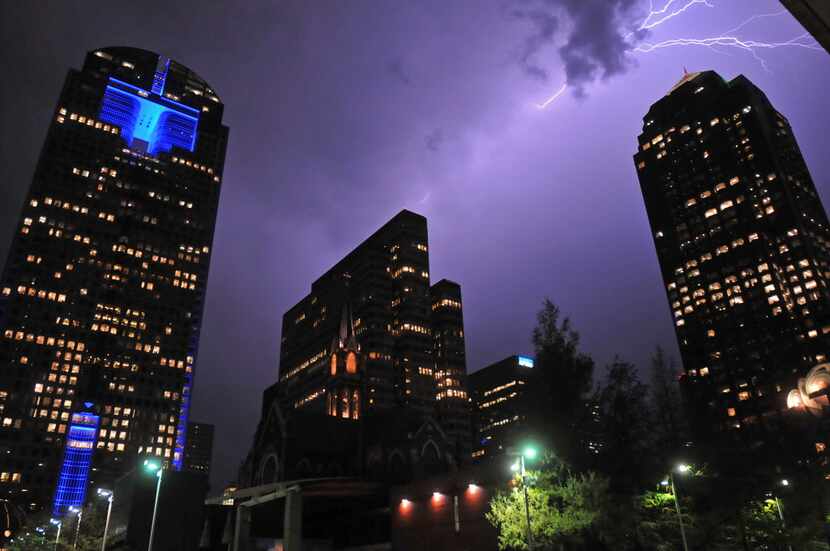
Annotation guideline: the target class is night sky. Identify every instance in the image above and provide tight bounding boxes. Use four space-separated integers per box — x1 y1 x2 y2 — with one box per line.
1 0 828 492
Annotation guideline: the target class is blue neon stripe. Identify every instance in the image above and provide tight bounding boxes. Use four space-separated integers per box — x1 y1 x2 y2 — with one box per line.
52 413 100 516
109 78 199 114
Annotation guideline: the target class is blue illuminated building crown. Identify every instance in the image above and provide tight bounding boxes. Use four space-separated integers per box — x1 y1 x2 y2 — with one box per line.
99 77 200 156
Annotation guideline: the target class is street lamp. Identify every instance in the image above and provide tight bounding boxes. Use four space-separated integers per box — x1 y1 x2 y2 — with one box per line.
97 488 114 551
143 459 164 551
507 445 539 549
666 464 691 551
68 506 83 551
772 479 794 551
49 519 61 551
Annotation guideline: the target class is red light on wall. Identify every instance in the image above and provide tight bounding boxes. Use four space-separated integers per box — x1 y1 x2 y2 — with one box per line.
431 491 444 504
467 483 479 494
399 498 412 511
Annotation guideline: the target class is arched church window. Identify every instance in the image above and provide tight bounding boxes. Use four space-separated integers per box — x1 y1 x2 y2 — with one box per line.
330 354 337 376
346 351 357 374
340 388 350 419
351 389 360 419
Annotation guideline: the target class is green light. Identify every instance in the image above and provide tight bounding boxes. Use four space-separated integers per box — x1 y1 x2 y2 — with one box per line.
143 460 160 473
523 446 538 460
676 464 691 474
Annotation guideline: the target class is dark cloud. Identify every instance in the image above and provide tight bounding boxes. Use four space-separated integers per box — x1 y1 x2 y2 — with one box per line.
510 4 560 81
511 0 641 95
425 128 445 152
386 58 413 85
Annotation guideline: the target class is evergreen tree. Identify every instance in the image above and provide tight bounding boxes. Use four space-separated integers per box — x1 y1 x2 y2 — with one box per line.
648 346 688 468
529 299 595 466
595 357 652 494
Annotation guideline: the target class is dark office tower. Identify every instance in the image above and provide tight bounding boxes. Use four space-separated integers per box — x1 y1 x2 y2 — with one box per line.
780 0 830 54
469 355 535 462
634 70 830 443
279 210 438 418
430 279 471 457
0 47 228 514
242 210 469 485
183 422 214 476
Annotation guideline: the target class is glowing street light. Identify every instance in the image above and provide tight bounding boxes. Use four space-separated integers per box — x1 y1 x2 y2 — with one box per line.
666 465 691 551
49 519 62 551
67 506 83 551
507 444 540 549
144 460 164 551
97 488 114 551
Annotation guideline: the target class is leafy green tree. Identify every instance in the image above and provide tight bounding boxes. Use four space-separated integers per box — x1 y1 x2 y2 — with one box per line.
486 459 611 550
634 490 689 551
528 299 595 466
8 504 107 551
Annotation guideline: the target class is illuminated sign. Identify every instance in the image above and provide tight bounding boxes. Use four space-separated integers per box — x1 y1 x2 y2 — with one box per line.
99 78 199 156
518 356 534 368
52 411 99 516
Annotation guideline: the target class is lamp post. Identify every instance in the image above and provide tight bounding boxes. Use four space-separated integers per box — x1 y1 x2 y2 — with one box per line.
662 464 690 551
97 488 114 551
49 519 61 551
508 445 538 549
773 479 794 551
68 506 83 550
143 460 163 551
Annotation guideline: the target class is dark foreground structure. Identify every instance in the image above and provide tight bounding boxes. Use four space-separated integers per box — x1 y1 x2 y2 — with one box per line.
0 46 228 515
781 0 830 55
109 469 208 551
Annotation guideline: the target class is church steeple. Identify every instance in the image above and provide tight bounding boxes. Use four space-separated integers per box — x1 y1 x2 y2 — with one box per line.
326 290 363 420
332 300 359 354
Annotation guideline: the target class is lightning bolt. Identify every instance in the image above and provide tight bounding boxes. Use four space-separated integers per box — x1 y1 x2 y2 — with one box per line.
631 0 714 35
635 33 821 73
630 4 821 73
536 82 568 109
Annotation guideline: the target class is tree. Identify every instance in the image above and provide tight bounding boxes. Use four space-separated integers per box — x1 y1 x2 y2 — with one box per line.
649 347 687 461
595 357 652 493
529 299 595 466
8 503 107 551
486 461 611 550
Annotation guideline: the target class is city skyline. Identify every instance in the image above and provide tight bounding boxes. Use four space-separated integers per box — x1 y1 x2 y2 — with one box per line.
1 0 829 491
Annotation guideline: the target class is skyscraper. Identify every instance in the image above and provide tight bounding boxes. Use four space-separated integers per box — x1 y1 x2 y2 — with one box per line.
634 70 830 445
780 0 830 55
469 355 535 461
430 279 471 456
183 421 214 476
0 47 228 514
277 210 469 439
242 210 470 484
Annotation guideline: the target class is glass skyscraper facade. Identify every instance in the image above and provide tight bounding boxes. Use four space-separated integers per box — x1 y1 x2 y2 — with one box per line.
635 70 830 449
0 47 228 513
